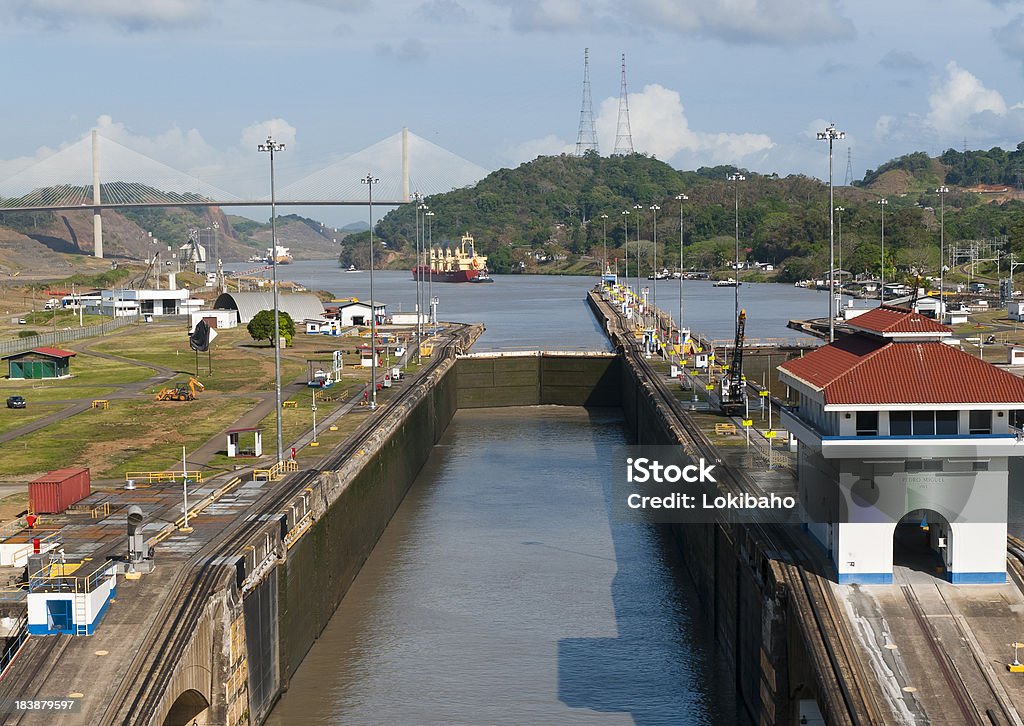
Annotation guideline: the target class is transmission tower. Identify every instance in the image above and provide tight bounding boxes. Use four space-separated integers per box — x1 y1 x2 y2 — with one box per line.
613 53 635 155
844 147 853 186
575 48 599 156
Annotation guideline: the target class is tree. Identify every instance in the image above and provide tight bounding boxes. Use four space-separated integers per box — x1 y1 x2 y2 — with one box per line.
247 310 295 347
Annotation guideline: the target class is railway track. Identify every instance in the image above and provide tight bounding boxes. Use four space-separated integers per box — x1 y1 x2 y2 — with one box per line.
597 291 885 724
93 327 468 725
599 290 1024 725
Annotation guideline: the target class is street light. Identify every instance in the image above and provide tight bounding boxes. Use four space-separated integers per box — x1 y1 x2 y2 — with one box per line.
361 173 380 410
878 197 889 304
425 210 435 325
634 203 643 307
727 173 746 323
936 186 949 321
257 135 285 465
817 123 845 342
650 204 660 324
600 213 609 283
675 194 688 345
835 206 845 320
621 209 631 295
414 195 426 363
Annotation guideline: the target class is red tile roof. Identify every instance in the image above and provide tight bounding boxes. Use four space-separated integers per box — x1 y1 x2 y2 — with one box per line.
1 347 77 360
779 339 1024 405
847 305 951 336
31 347 77 358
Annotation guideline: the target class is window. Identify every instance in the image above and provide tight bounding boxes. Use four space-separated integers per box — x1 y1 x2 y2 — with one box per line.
889 411 912 436
972 461 989 471
906 460 941 472
935 411 958 436
912 411 935 436
891 410 960 436
856 411 878 436
969 410 992 435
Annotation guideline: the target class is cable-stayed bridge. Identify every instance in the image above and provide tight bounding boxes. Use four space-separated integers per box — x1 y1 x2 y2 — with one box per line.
0 128 488 257
0 128 486 209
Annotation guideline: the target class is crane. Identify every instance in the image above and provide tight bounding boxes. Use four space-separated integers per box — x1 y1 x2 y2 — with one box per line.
720 309 747 416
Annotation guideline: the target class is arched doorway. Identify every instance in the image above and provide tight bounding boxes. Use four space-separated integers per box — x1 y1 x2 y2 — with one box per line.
162 688 210 726
893 509 951 583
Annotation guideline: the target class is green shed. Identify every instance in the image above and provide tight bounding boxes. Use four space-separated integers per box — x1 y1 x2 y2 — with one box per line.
3 347 76 379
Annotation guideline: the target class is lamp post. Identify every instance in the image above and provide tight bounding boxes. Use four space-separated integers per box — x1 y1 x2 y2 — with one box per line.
257 135 285 464
633 203 643 299
835 206 845 320
415 195 426 363
621 209 630 296
361 174 380 410
600 213 609 283
650 204 660 326
425 210 435 325
675 194 688 345
727 173 746 323
878 198 888 304
936 186 949 321
817 123 845 342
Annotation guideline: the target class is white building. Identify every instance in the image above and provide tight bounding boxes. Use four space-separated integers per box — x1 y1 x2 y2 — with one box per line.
778 305 1024 584
189 310 238 332
334 300 386 327
99 288 203 317
304 318 341 335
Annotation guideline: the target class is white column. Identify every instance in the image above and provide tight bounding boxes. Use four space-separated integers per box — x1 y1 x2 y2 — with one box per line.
92 130 103 259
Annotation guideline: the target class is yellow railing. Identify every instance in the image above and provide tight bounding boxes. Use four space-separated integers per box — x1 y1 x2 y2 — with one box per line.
124 471 204 484
253 460 298 482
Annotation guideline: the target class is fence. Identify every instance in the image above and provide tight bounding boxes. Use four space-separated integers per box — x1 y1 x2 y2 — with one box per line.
0 315 140 356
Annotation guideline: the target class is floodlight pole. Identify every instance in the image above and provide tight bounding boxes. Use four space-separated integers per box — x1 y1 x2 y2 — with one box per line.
937 186 949 320
878 198 889 305
675 194 688 345
362 174 380 410
257 135 285 464
817 123 845 342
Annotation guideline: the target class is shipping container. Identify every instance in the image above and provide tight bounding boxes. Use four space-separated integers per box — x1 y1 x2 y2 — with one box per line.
29 467 91 514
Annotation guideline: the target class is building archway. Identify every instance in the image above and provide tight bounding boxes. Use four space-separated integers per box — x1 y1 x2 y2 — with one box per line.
162 688 210 726
893 509 950 582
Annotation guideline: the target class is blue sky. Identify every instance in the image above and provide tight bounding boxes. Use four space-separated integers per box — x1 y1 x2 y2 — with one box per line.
2 0 1024 225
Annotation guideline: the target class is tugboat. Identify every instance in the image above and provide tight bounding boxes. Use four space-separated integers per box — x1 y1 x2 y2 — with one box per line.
470 269 494 283
412 232 492 283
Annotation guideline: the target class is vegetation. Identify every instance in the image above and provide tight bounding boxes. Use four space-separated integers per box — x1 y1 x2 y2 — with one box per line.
345 145 1024 285
247 310 296 346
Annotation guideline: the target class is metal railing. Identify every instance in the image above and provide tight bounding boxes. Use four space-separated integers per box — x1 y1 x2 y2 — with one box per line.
124 470 204 484
253 459 298 482
0 314 140 355
28 559 115 594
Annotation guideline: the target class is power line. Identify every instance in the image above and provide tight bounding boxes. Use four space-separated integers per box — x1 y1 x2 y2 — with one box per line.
844 147 853 186
575 48 598 156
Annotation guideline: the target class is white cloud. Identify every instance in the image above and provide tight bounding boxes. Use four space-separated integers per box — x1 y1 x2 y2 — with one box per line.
13 0 207 29
240 119 298 151
594 84 773 163
631 0 853 45
926 61 1008 134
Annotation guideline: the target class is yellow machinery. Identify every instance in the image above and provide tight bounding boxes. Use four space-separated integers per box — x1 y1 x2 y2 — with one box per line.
155 377 205 402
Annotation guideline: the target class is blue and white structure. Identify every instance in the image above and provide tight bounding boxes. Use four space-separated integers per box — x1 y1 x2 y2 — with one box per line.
27 559 117 635
779 306 1024 584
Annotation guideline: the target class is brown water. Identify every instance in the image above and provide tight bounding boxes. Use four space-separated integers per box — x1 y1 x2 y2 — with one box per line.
267 407 745 725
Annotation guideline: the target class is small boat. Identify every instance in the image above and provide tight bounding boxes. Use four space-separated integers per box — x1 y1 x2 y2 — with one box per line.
470 269 495 283
713 278 741 287
345 264 359 272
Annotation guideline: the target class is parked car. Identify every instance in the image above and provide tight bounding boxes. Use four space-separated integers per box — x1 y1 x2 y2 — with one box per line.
17 319 26 324
6 396 26 409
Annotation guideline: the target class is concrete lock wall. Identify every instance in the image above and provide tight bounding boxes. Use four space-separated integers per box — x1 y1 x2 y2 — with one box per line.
455 354 622 408
277 356 459 687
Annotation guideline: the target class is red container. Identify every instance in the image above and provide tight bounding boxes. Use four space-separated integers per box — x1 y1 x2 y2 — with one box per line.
29 467 91 514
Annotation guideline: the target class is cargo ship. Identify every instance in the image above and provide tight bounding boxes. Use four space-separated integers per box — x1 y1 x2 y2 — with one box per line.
412 232 491 283
266 245 293 265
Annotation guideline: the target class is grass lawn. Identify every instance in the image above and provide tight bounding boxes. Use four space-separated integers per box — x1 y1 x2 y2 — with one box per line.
0 403 66 435
0 395 260 480
0 352 151 401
